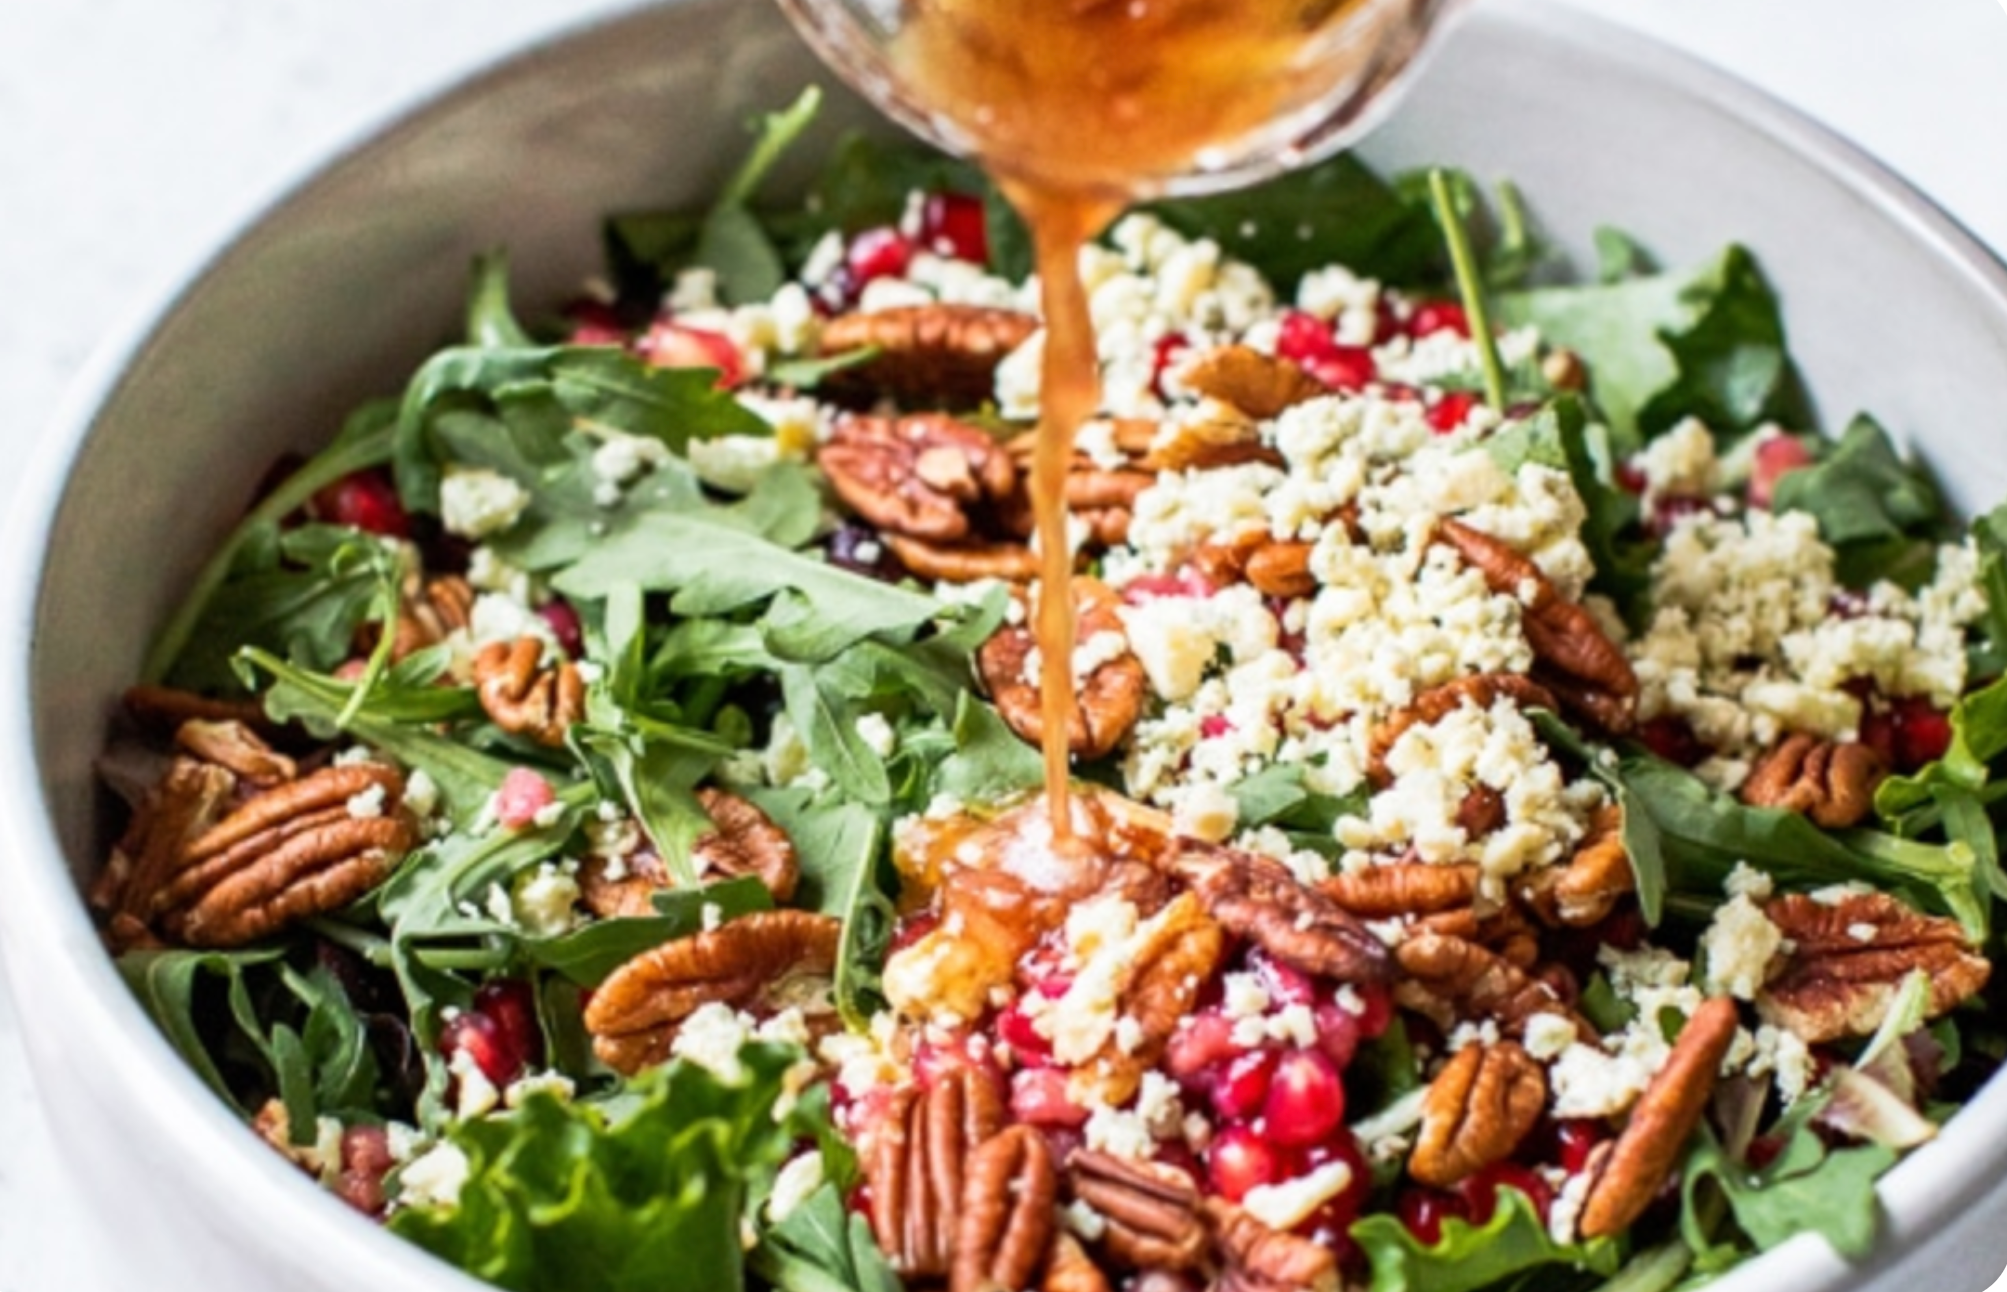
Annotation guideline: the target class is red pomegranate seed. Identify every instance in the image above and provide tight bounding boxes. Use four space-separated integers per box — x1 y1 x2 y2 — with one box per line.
1893 696 1954 770
1206 1124 1287 1203
1312 1001 1363 1070
342 1124 394 1177
1290 1133 1371 1221
1647 494 1713 537
1248 949 1315 1007
1122 569 1212 603
1010 1067 1089 1127
1165 1010 1240 1083
995 1000 1053 1067
1638 715 1710 768
919 191 989 264
494 767 556 829
1554 1119 1605 1175
1427 390 1480 434
1829 589 1873 619
914 1035 998 1088
1200 714 1236 740
847 1181 874 1219
1458 1162 1554 1225
564 299 628 346
1151 332 1194 398
638 321 745 388
311 469 410 539
1350 983 1394 1039
1305 347 1376 392
537 600 584 659
1209 1048 1280 1123
888 911 940 955
1397 1189 1466 1247
1614 461 1648 495
1408 300 1470 338
1276 311 1339 365
1745 1133 1784 1170
1749 433 1816 510
440 983 540 1091
847 226 916 287
1261 1049 1345 1147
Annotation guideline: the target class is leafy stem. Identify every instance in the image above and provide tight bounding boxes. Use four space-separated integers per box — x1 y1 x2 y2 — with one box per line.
141 415 395 684
1427 167 1508 412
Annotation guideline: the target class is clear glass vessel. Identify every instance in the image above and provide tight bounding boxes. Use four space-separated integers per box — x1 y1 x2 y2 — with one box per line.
774 0 1471 200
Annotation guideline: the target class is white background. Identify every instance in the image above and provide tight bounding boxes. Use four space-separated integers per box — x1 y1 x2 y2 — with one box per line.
3 0 2006 1287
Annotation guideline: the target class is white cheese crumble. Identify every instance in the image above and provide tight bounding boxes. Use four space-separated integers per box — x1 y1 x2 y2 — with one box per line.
439 465 531 540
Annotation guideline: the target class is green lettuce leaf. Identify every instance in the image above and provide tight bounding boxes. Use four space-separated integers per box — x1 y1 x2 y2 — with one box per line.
1496 244 1808 454
1680 1107 1895 1262
751 1183 905 1292
1769 415 1950 590
526 877 775 987
1351 1187 1620 1292
389 1046 805 1292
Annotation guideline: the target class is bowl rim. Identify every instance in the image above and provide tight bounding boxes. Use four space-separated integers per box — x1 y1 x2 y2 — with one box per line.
5 1 2007 1288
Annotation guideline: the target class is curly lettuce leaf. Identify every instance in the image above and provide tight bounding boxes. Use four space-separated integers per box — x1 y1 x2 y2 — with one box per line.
1351 1187 1619 1292
389 1047 805 1292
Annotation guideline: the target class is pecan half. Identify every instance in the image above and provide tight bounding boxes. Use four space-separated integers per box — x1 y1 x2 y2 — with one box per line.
1579 997 1739 1239
579 788 800 917
1409 1042 1547 1187
173 719 296 787
1434 521 1636 732
1759 891 1989 1043
141 763 413 949
1244 541 1316 599
819 304 1038 408
1176 345 1326 420
473 636 585 747
1061 892 1224 1106
820 413 1018 542
1042 1234 1113 1292
582 909 839 1074
95 756 238 946
1516 803 1633 928
1204 1199 1340 1292
385 572 474 660
123 683 274 735
1394 931 1589 1040
1740 734 1885 829
954 1126 1059 1292
978 578 1145 760
868 1066 1007 1278
1318 862 1479 919
1141 408 1281 473
1168 843 1392 984
882 533 1041 584
1368 672 1558 784
1068 1152 1207 1271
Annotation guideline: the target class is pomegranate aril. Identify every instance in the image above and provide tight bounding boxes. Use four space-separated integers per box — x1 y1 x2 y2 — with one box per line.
1427 390 1480 434
1206 1124 1286 1203
1408 300 1470 338
1276 311 1339 365
913 1035 998 1088
1261 1048 1345 1147
494 767 557 829
537 600 584 659
1165 1010 1240 1083
1638 715 1710 768
1209 1048 1279 1123
996 1001 1054 1066
1248 948 1315 1007
564 299 629 346
1351 983 1394 1039
1291 1133 1371 1220
1151 332 1193 398
1892 696 1954 770
888 911 940 955
1554 1119 1605 1175
1200 714 1237 740
847 226 916 287
311 469 410 539
1397 1188 1466 1247
1614 461 1648 495
1312 1001 1363 1070
1749 433 1816 509
1122 569 1211 603
1458 1162 1554 1225
1011 1067 1089 1127
919 191 989 264
638 321 745 389
1305 347 1376 392
1647 494 1713 537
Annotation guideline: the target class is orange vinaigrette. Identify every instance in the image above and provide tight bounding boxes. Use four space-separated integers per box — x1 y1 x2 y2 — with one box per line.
889 0 1394 840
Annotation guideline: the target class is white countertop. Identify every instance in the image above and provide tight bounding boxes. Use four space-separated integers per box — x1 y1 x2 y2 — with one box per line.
4 1 2007 1288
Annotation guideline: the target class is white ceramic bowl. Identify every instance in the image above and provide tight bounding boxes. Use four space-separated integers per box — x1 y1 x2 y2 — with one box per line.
7 2 2007 1290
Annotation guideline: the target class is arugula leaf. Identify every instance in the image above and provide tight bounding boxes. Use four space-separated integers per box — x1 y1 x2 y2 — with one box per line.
1770 415 1950 588
751 1184 905 1292
166 523 402 695
1351 1187 1620 1292
120 947 284 1112
1680 1108 1894 1261
693 89 823 305
1878 674 2007 821
526 878 775 987
929 692 1044 807
390 1047 805 1292
1496 245 1808 454
747 790 895 1033
1145 153 1443 293
142 401 398 685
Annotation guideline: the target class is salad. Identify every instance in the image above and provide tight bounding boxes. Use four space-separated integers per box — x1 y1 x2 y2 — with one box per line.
95 88 2007 1292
